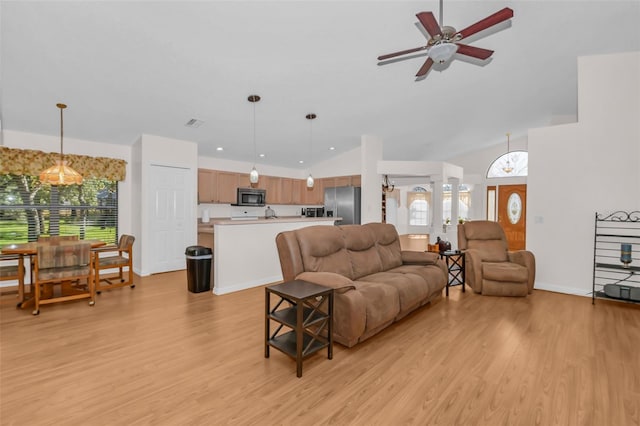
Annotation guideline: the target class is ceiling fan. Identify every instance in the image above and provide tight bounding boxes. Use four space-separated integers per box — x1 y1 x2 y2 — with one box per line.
378 2 514 77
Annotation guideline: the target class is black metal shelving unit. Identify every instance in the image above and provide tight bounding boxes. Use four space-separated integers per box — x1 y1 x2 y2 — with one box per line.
592 211 640 304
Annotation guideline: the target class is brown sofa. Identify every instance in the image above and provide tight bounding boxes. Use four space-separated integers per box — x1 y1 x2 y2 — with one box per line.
457 220 536 296
276 223 447 347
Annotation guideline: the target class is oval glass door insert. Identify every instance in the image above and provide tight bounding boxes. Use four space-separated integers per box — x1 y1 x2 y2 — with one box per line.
507 193 522 224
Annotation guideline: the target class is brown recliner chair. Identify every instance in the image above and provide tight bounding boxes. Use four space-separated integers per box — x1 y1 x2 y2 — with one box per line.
458 221 535 296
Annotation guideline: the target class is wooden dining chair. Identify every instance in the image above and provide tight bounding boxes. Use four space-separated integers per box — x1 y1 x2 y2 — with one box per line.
0 254 26 306
93 235 135 294
32 241 95 315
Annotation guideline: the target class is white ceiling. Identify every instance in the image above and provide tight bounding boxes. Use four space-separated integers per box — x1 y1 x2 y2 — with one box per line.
2 1 639 169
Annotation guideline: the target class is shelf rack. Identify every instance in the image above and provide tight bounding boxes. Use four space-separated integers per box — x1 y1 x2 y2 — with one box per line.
592 211 640 305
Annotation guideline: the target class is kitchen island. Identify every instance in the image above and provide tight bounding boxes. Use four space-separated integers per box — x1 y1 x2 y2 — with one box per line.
199 216 338 295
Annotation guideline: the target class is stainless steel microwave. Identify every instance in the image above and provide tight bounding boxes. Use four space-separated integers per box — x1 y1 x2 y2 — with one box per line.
235 188 266 207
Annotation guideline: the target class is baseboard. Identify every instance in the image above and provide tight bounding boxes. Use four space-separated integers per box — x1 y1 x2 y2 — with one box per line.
534 281 591 298
213 275 282 295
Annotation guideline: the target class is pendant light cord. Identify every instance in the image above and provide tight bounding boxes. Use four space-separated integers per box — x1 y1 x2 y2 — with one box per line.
252 100 257 166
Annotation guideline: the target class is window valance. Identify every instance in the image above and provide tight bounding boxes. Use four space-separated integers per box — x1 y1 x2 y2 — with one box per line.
0 146 127 181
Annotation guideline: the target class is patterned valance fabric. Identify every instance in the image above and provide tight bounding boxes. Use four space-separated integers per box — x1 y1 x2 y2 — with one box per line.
0 146 127 181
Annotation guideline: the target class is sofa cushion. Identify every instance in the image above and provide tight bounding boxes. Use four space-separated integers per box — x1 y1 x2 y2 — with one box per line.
358 271 429 316
364 223 403 270
341 225 384 279
352 281 400 333
295 226 354 279
388 264 447 295
482 262 528 282
467 240 508 262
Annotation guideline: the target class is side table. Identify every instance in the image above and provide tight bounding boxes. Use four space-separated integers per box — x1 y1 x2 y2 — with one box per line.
265 280 333 378
440 250 465 296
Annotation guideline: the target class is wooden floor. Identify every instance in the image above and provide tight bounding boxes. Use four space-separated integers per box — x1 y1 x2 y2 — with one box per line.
1 272 639 426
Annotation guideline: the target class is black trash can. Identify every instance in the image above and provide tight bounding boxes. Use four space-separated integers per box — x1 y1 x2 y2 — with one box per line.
185 246 212 293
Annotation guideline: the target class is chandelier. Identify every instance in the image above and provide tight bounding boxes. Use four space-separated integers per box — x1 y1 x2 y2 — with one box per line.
382 175 395 192
39 103 83 186
502 132 514 174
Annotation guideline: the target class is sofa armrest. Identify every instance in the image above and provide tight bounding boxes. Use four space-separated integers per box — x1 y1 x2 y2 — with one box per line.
464 249 484 294
508 250 536 293
296 271 356 294
401 250 440 265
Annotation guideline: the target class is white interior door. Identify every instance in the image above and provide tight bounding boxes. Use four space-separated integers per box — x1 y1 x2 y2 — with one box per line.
148 164 191 274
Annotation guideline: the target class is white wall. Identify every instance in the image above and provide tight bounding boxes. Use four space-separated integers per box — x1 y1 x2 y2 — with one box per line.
135 134 198 276
527 51 640 296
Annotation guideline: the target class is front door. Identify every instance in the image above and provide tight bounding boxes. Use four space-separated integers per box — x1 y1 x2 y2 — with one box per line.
497 184 527 251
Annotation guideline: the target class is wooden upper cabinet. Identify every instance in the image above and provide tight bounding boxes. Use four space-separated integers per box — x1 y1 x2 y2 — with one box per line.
198 169 360 205
198 169 218 203
217 171 240 203
333 176 351 187
304 178 325 205
265 176 280 204
280 178 293 205
237 173 252 189
292 179 304 205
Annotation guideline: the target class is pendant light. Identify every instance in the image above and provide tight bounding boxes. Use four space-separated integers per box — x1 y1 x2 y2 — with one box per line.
382 174 395 192
248 95 261 184
39 103 83 185
306 113 316 188
502 132 514 174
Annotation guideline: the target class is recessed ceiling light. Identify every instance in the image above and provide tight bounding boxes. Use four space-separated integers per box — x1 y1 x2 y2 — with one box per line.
259 153 265 158
185 118 204 128
216 147 224 151
299 160 304 164
329 146 336 151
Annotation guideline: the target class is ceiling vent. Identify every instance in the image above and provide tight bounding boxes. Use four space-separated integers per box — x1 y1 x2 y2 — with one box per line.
185 118 204 128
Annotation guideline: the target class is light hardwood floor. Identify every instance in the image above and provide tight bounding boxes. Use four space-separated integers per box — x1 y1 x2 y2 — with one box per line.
1 271 639 425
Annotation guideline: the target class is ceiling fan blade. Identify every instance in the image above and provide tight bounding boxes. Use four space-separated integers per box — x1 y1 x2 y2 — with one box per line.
378 46 427 61
457 7 514 39
455 43 494 60
415 57 434 77
416 12 442 38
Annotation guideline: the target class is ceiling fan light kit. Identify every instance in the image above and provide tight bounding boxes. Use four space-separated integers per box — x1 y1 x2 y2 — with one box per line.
378 4 514 78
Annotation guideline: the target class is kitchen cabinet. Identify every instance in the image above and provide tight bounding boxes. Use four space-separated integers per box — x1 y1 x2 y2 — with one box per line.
304 178 324 205
217 171 240 203
292 179 304 205
265 176 280 205
198 169 218 203
197 168 360 205
237 173 252 189
280 178 293 205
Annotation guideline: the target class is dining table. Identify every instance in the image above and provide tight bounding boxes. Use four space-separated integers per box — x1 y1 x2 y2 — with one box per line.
1 239 107 309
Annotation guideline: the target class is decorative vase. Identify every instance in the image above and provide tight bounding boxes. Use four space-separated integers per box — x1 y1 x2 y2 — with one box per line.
621 243 632 268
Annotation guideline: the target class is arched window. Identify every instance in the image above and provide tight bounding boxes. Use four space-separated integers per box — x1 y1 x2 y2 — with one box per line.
408 186 430 226
487 150 528 178
443 184 471 223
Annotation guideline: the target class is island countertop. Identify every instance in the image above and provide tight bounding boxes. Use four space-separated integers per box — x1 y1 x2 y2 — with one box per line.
203 216 339 295
198 216 339 233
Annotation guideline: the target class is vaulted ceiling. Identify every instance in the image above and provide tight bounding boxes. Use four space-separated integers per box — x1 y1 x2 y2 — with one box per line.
2 1 639 169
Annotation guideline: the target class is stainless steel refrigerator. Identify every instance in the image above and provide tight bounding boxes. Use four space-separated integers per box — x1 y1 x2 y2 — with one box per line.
324 186 361 225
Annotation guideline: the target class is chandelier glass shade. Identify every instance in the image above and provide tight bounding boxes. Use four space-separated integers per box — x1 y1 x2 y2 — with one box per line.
429 42 458 64
39 103 83 186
